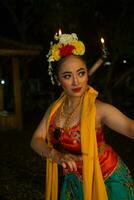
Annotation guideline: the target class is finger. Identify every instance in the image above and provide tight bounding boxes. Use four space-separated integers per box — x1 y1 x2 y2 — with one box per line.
61 154 78 171
61 162 67 169
68 154 82 161
66 160 77 171
60 157 76 171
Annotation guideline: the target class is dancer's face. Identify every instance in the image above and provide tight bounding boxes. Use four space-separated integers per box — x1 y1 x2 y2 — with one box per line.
57 55 88 97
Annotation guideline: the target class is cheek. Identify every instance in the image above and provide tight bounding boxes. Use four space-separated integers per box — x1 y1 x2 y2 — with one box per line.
59 80 71 90
82 75 88 84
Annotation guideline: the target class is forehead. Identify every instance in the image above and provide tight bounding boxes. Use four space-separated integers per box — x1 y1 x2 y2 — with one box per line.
58 56 86 73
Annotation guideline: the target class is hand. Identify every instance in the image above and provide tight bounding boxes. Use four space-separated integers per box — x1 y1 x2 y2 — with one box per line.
49 149 82 171
59 153 82 171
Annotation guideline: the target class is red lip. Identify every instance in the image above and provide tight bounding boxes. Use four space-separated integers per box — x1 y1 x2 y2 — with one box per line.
72 87 82 93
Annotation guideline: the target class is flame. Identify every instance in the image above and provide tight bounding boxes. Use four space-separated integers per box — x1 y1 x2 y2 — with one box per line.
101 37 104 44
58 29 62 36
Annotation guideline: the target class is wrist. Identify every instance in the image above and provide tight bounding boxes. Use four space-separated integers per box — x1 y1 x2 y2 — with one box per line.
48 148 62 164
40 146 53 159
41 147 63 164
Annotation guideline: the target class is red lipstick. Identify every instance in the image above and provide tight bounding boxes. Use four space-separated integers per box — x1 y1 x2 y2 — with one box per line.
72 87 82 93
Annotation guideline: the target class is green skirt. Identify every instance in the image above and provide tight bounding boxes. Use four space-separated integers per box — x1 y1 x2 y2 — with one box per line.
60 159 134 200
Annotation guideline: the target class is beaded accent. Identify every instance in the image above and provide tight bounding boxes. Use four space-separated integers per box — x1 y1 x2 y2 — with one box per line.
57 95 83 129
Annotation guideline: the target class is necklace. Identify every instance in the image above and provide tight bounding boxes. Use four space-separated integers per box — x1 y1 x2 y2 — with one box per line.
58 95 83 128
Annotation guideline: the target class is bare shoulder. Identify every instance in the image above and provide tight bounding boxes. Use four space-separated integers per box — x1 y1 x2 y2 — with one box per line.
95 99 121 118
95 99 104 107
95 99 134 140
95 99 117 126
95 99 115 111
95 99 106 127
95 99 108 113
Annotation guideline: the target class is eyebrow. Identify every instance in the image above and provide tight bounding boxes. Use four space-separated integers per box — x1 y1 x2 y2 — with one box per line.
61 67 86 75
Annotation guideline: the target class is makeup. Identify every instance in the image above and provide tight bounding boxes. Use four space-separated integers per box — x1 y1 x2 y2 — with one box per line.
72 87 82 93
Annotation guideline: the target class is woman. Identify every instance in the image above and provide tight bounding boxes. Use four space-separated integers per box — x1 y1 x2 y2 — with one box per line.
31 33 134 200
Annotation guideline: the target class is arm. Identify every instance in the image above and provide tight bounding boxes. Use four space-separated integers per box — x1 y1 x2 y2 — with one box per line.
89 58 104 76
30 106 53 158
30 107 67 165
97 101 134 139
30 106 81 171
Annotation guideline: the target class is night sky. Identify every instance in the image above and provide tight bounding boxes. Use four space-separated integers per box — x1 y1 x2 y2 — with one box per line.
0 0 134 55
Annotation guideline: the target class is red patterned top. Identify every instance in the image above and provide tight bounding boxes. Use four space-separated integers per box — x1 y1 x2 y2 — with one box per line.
49 114 118 180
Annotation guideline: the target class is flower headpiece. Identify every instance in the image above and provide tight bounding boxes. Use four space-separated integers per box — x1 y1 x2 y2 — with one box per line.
46 32 85 84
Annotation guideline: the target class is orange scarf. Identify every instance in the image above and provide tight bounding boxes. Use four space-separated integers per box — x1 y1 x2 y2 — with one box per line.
45 86 108 200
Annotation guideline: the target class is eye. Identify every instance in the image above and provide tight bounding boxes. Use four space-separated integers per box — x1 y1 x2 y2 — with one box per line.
63 74 71 79
78 70 86 77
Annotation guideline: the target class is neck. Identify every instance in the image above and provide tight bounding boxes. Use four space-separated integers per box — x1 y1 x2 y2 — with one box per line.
66 95 82 107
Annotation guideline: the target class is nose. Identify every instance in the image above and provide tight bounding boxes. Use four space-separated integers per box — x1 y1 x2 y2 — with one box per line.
72 75 79 86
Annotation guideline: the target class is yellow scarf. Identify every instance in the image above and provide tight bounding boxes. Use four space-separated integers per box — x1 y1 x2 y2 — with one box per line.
45 86 108 200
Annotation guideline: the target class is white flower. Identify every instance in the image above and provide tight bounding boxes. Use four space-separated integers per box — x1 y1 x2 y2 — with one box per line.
59 33 78 44
71 33 78 40
48 56 54 62
46 32 85 85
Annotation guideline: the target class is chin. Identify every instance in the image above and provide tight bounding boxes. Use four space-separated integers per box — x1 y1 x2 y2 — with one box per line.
69 90 85 97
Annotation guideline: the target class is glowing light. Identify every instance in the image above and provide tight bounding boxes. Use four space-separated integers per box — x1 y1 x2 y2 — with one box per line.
101 37 105 49
54 28 62 40
123 60 127 64
101 37 104 44
58 29 62 36
1 79 5 85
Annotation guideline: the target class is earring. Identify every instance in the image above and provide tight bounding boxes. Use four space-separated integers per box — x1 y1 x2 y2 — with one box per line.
57 81 61 86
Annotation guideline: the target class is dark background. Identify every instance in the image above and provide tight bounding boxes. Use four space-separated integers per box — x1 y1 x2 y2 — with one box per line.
0 0 134 199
